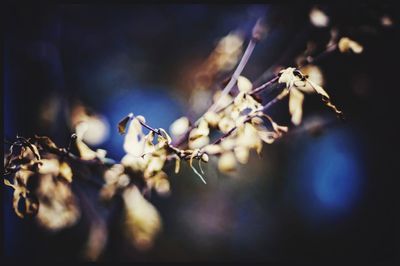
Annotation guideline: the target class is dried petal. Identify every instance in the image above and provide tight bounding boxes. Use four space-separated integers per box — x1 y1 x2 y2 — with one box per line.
218 117 235 133
218 152 237 174
34 135 59 150
38 159 60 175
118 113 133 135
289 88 305 125
123 186 162 251
59 161 73 183
76 139 98 160
169 117 189 137
36 174 80 231
158 128 172 144
83 219 107 261
188 135 210 150
123 117 145 156
202 144 223 155
220 138 236 151
309 7 329 27
237 76 253 93
121 154 146 172
234 146 250 164
338 37 363 54
301 65 324 87
307 79 330 99
154 178 170 196
278 67 297 89
204 111 220 127
174 155 181 174
257 128 278 144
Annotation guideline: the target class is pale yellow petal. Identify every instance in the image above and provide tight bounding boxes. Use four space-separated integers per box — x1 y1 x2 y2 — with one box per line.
338 37 363 54
204 111 220 127
169 116 189 137
218 117 235 133
289 89 305 125
188 135 210 149
123 186 162 251
59 161 73 183
38 159 60 175
218 152 237 174
234 146 250 164
202 144 223 155
123 117 145 156
237 76 253 93
309 7 329 27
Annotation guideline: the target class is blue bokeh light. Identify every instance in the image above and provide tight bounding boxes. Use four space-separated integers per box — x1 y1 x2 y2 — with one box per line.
288 126 365 222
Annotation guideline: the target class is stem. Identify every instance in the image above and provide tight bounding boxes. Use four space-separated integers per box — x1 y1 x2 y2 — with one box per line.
210 91 288 146
137 119 161 135
249 75 280 96
208 38 257 113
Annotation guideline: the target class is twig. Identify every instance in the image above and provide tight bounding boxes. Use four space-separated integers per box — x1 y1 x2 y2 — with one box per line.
210 92 289 146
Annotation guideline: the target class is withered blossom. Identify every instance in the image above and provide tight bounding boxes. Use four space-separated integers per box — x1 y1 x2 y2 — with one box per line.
309 7 329 28
123 185 162 251
338 37 364 54
277 67 342 125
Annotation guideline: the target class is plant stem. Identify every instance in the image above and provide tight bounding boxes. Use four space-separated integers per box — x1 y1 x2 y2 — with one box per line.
208 38 257 113
210 92 289 146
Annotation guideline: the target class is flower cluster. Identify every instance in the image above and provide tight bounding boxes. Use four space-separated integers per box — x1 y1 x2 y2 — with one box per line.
178 76 289 175
4 136 80 231
277 67 342 125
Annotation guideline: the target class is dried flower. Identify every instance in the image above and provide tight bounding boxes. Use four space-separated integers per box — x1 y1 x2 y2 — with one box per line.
123 185 162 251
338 37 364 54
309 7 329 27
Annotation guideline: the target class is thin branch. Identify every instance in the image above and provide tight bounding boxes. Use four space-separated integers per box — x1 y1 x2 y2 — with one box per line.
210 92 289 146
208 38 257 113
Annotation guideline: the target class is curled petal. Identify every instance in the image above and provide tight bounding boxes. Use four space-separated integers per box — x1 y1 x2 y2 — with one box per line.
338 37 363 54
158 128 172 144
118 113 134 135
257 126 279 144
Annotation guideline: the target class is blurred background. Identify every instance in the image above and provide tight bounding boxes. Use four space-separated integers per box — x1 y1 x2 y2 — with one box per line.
3 3 399 263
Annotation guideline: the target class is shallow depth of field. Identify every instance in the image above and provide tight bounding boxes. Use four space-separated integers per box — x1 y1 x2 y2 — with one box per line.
3 3 398 263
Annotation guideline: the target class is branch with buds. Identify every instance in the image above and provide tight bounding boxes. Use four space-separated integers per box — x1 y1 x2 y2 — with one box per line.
3 13 366 260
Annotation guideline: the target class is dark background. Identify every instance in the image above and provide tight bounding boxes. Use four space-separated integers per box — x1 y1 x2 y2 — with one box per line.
3 3 399 263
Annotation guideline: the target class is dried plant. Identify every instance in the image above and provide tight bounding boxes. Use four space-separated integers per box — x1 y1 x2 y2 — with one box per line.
3 9 370 260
